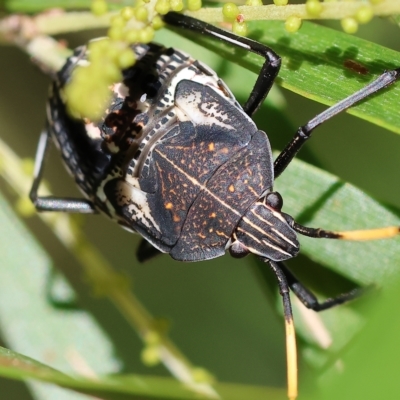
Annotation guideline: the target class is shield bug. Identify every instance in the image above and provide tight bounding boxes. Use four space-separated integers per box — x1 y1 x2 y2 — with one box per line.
30 11 400 399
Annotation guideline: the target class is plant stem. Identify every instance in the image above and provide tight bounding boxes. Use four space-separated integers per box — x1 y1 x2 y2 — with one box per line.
187 1 400 22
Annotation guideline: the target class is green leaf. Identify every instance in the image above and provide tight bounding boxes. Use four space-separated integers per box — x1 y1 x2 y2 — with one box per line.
171 20 400 134
0 346 285 399
314 282 400 400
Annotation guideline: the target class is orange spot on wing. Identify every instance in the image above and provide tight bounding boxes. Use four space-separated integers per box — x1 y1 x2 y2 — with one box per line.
216 230 228 237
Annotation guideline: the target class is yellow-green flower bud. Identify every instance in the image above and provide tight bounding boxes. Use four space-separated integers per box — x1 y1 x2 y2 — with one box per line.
285 15 302 32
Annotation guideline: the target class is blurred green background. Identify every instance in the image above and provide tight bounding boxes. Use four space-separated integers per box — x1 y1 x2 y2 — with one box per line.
0 9 400 400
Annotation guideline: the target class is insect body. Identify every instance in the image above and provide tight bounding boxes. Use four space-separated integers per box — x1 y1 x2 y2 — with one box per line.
30 12 400 400
45 41 299 263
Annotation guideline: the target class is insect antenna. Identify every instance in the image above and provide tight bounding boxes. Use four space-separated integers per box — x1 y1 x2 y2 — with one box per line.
291 221 400 241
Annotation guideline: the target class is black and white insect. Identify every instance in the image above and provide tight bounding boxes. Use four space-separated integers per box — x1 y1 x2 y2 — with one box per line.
30 12 400 399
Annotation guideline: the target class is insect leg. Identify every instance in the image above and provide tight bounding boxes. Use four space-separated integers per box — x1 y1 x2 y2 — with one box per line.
136 238 163 262
265 259 298 400
30 128 96 213
163 12 281 117
274 68 400 178
278 262 364 312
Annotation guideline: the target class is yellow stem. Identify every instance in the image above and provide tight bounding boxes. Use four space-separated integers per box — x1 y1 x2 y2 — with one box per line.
187 1 400 22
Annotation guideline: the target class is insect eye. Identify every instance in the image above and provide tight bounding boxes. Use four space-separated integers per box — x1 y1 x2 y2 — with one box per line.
265 191 283 211
229 241 249 258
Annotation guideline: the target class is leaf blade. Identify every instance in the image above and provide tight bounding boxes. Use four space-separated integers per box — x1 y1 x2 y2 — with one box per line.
173 20 400 134
0 346 285 400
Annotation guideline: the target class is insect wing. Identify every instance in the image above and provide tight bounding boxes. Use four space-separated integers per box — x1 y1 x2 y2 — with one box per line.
170 129 274 261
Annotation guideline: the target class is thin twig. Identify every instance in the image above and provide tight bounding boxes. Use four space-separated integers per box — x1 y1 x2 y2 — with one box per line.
0 10 113 44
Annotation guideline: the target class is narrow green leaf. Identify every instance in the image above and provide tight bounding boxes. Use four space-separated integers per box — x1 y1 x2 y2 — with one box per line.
0 346 284 400
317 283 400 400
173 20 400 134
0 346 70 382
